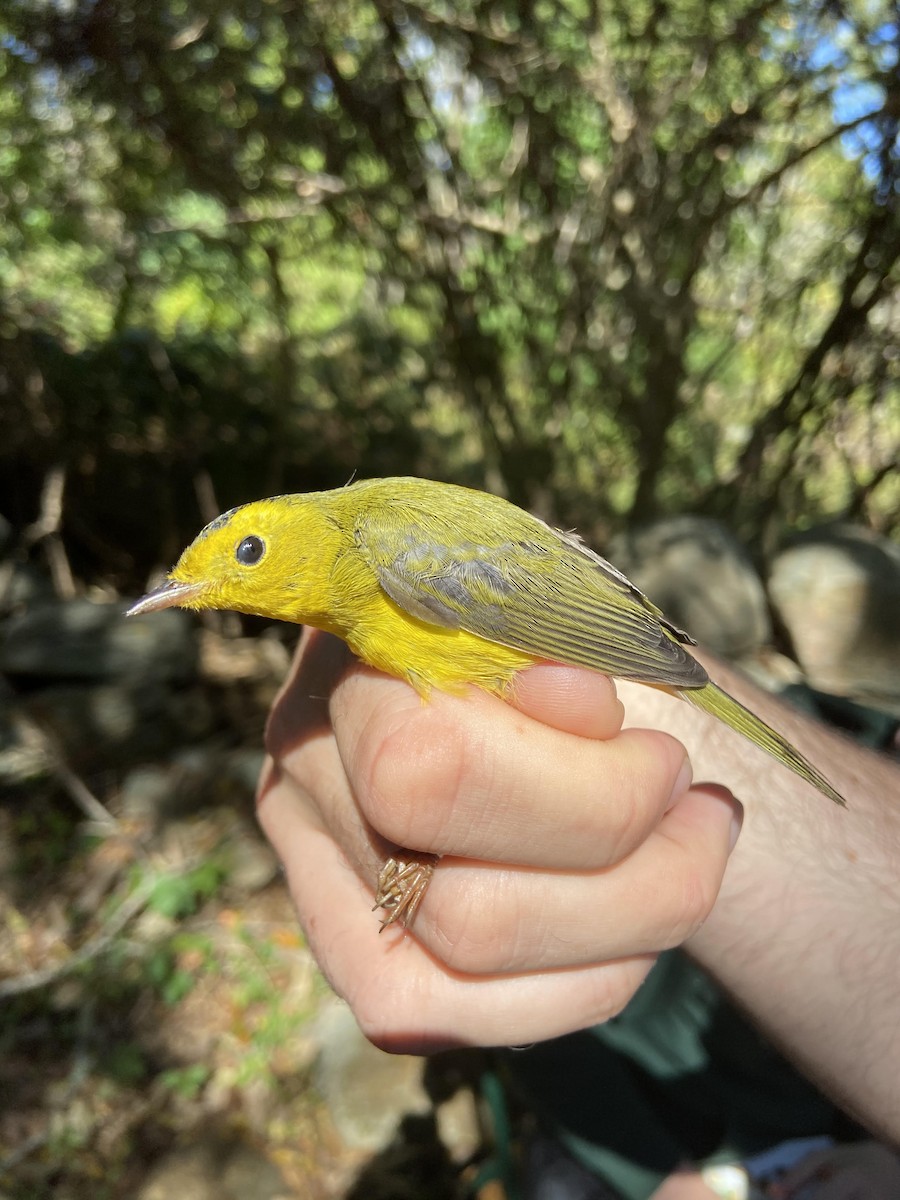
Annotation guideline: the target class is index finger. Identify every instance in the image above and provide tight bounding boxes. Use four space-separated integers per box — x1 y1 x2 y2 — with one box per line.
329 666 692 873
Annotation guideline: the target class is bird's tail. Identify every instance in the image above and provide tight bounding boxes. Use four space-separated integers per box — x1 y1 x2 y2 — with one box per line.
684 682 846 806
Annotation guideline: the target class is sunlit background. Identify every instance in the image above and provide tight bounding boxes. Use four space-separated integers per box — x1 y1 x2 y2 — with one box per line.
0 0 898 1196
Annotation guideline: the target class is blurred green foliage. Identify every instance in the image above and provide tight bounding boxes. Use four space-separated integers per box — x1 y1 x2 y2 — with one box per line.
147 859 228 921
0 0 897 584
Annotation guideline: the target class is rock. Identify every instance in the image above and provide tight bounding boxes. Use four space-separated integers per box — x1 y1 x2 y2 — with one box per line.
314 1002 430 1151
199 628 291 685
0 561 57 613
344 1112 459 1200
224 748 267 794
158 747 266 817
225 828 280 894
21 680 214 771
136 1140 289 1200
0 599 197 683
120 765 174 821
768 525 900 717
221 1143 292 1200
434 1087 482 1167
0 676 52 786
609 516 771 659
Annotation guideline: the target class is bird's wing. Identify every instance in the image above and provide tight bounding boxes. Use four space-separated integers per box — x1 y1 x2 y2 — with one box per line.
356 518 708 689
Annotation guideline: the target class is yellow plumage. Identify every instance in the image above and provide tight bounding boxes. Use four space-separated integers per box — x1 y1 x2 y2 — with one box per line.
127 476 845 806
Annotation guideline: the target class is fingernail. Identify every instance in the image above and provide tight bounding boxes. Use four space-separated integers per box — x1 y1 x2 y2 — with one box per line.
667 756 694 811
728 798 744 852
705 784 743 851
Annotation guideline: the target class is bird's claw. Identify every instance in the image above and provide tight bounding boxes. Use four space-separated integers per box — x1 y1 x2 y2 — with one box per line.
374 855 437 930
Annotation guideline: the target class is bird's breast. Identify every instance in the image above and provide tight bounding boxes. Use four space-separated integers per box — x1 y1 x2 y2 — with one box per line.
344 589 537 697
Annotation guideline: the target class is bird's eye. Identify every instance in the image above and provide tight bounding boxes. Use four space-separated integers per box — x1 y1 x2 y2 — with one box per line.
236 535 265 565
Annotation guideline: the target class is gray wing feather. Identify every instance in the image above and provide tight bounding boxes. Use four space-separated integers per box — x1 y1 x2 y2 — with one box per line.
366 526 708 690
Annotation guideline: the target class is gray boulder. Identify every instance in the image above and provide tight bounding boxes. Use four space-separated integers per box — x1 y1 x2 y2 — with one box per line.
768 525 900 717
609 516 771 659
0 598 197 683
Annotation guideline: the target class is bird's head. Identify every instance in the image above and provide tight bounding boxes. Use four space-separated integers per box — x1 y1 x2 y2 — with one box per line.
126 496 336 624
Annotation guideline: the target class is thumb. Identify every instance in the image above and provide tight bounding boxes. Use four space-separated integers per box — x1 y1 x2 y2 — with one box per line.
508 664 625 741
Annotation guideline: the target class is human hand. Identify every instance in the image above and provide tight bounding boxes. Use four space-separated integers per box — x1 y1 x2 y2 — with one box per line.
257 629 741 1053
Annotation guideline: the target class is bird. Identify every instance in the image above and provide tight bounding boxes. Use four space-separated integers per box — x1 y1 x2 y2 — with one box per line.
127 476 846 925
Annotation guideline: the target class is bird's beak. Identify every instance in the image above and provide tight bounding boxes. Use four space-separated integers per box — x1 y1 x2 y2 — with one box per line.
125 578 207 617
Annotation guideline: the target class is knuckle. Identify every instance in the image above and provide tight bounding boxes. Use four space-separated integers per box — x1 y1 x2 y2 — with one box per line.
667 863 718 945
350 968 436 1055
599 733 683 865
430 880 503 974
580 966 644 1027
601 784 641 864
354 705 467 849
353 1013 406 1055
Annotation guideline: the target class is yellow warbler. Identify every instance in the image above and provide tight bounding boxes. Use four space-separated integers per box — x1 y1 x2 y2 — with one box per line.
128 475 843 824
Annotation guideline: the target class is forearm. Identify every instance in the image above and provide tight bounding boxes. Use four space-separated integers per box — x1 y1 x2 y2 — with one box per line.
618 661 900 1139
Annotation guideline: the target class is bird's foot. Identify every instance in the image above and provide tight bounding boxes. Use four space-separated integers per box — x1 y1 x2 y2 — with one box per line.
374 854 437 930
